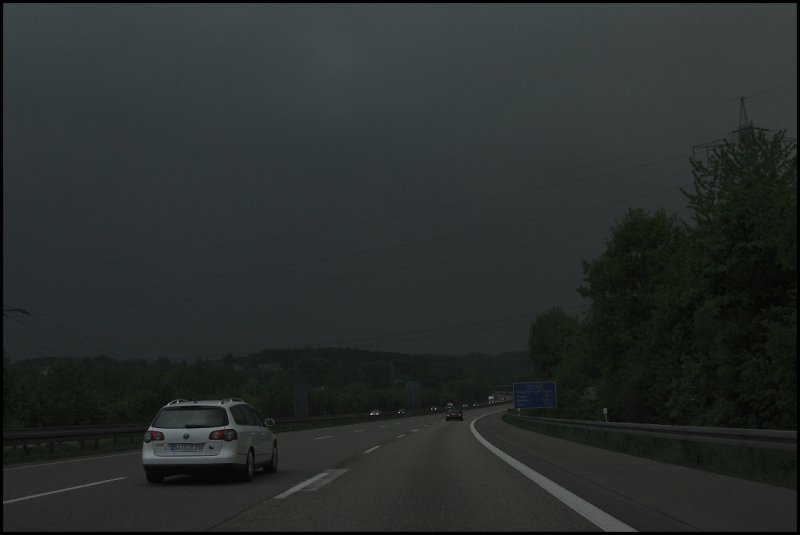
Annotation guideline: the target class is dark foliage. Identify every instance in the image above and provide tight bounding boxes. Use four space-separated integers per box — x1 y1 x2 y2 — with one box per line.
3 348 531 427
529 130 796 430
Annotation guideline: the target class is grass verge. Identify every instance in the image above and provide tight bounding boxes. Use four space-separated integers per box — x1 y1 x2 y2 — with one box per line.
503 414 796 490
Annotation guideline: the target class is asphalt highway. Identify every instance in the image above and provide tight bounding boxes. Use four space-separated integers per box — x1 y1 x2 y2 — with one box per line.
3 407 796 531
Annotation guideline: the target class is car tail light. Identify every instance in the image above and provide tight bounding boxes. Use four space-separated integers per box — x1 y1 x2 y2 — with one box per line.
209 429 237 441
143 430 164 443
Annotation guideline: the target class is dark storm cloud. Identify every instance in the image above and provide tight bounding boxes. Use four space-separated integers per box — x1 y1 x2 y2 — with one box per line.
3 4 797 360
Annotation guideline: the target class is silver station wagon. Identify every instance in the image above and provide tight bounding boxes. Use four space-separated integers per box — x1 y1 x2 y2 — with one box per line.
142 398 277 483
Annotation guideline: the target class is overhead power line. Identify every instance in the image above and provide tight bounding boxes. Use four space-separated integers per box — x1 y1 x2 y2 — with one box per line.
25 188 689 317
3 311 143 360
16 173 691 308
4 154 689 279
3 308 31 317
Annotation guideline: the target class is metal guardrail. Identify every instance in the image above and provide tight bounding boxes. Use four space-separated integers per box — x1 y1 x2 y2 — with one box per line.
505 413 797 452
3 424 149 454
1 409 431 451
4 424 149 443
10 404 791 455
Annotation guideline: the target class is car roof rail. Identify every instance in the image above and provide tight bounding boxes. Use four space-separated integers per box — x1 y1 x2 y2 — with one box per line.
220 398 244 404
167 399 189 406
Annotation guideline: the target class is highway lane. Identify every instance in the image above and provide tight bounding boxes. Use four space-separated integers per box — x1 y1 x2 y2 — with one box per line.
4 407 797 531
214 409 601 532
3 411 495 531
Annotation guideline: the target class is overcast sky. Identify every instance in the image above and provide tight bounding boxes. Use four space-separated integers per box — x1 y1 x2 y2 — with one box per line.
3 4 797 361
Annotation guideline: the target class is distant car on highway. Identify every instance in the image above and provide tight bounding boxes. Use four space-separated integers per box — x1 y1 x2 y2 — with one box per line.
445 405 463 421
369 409 381 416
396 408 406 416
142 398 277 484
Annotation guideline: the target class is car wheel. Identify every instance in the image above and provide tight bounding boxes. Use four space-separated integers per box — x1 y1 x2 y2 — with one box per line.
265 442 278 473
240 449 255 482
145 470 164 484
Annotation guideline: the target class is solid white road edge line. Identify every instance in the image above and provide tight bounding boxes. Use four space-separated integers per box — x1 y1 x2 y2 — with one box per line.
3 477 127 505
470 411 636 533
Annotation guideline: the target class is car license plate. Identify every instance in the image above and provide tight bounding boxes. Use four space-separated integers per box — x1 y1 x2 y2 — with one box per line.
170 443 204 452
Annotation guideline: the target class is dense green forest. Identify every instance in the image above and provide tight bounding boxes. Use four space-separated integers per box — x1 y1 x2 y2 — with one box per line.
528 130 796 430
2 348 532 427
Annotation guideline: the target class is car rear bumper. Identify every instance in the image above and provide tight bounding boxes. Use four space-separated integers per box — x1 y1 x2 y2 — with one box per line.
142 462 242 477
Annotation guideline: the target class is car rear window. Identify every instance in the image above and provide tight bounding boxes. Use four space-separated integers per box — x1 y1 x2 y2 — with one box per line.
153 407 229 428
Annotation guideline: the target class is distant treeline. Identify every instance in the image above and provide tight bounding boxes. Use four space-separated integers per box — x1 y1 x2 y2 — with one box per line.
527 130 796 430
2 347 532 427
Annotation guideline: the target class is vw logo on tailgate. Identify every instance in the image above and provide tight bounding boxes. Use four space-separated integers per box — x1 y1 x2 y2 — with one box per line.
183 433 190 439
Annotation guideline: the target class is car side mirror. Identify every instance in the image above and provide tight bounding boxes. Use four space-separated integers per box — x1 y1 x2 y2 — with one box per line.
264 418 275 427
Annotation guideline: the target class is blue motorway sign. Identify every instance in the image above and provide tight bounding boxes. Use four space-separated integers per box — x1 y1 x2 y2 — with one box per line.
513 381 557 409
